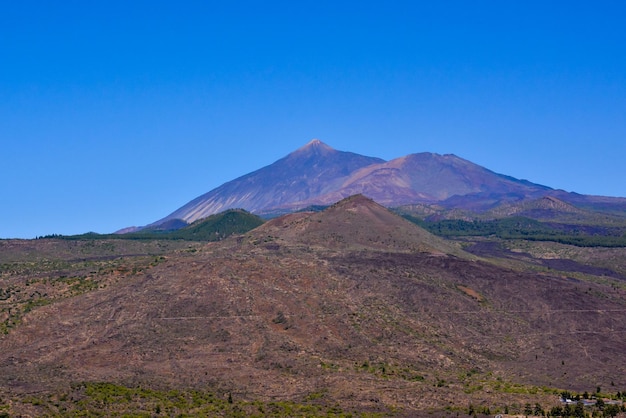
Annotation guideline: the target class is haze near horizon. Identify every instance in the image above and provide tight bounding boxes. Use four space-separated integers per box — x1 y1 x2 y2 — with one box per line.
2 1 625 238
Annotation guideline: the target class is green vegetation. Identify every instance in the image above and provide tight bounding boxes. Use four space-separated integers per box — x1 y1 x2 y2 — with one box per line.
6 381 388 417
402 215 626 247
354 360 424 382
169 209 264 241
41 209 264 242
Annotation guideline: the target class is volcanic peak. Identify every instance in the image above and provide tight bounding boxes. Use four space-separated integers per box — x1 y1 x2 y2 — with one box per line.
253 194 467 256
143 139 626 233
290 138 336 157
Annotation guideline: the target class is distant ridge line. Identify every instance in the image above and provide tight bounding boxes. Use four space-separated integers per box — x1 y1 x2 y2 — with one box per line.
128 138 626 233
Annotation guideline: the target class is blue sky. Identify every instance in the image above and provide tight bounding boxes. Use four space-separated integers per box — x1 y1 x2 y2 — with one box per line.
2 1 625 238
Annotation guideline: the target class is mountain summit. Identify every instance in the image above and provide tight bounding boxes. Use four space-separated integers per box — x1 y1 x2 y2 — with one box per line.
147 139 624 229
251 194 464 255
152 140 384 226
293 138 334 154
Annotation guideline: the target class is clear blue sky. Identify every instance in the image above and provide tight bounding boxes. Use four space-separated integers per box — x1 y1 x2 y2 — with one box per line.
2 1 625 238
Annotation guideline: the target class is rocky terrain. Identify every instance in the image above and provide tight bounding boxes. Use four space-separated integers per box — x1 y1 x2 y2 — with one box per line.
2 195 626 416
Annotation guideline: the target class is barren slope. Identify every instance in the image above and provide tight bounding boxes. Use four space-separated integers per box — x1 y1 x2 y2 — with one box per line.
2 197 626 416
331 153 550 204
153 139 385 225
253 194 467 256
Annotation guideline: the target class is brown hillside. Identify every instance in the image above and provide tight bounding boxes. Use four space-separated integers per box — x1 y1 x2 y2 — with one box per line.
252 194 467 256
2 198 626 416
488 196 585 219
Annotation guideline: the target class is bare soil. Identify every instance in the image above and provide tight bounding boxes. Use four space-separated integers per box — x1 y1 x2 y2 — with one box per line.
2 199 626 416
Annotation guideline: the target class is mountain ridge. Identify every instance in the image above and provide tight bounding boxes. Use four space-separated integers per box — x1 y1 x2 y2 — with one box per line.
142 139 626 231
150 139 384 227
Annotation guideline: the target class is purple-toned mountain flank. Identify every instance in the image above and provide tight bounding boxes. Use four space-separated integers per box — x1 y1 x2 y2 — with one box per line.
149 139 626 228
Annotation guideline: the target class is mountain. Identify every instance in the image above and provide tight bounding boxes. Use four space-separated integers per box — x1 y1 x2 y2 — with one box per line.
3 196 626 416
152 139 384 226
143 139 626 230
252 194 467 256
297 152 552 208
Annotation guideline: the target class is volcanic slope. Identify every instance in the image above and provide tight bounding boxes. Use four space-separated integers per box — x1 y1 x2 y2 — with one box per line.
153 139 385 225
151 139 560 229
311 152 551 208
3 196 626 416
252 194 467 256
